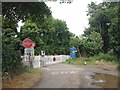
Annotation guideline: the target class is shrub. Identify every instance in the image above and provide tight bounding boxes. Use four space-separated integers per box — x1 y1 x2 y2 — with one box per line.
117 64 120 71
83 58 92 61
91 53 117 62
2 44 23 78
24 66 33 73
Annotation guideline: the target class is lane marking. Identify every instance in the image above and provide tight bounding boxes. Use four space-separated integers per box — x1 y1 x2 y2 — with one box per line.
47 68 50 71
71 71 76 74
42 68 50 71
51 71 77 75
52 72 58 75
51 72 54 75
64 72 67 74
42 68 49 70
61 72 64 74
43 68 84 71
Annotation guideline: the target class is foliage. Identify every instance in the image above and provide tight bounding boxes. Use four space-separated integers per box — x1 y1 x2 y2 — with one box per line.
2 18 23 77
117 2 120 58
24 66 33 73
84 2 119 57
2 44 23 76
52 19 71 55
69 31 103 57
19 18 71 55
69 36 80 47
2 2 52 78
88 53 117 62
2 68 43 88
2 1 120 80
79 31 103 56
69 36 82 57
64 55 117 66
2 2 72 79
2 2 51 24
63 58 93 65
117 64 120 71
19 19 41 54
86 2 111 53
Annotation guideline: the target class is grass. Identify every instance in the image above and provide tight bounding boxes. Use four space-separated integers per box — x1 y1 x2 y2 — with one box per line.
2 67 43 88
117 63 120 71
64 53 118 66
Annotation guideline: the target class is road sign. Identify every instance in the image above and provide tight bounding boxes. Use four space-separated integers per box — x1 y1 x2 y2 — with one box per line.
22 38 33 48
70 47 76 58
31 43 35 48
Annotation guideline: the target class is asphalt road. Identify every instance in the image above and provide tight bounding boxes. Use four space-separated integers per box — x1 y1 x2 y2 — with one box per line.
32 63 101 88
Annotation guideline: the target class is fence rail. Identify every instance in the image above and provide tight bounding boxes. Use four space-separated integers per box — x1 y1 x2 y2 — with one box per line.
22 55 70 68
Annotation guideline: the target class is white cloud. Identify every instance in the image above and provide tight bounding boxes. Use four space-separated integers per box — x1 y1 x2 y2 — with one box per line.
45 0 102 36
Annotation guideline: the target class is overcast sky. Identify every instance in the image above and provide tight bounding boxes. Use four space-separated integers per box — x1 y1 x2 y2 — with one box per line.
45 0 103 36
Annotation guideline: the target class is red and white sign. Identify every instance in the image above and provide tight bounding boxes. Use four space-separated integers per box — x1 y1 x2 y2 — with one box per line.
31 43 36 48
22 38 33 48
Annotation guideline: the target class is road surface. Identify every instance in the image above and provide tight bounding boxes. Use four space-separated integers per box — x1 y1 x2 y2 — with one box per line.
32 63 102 88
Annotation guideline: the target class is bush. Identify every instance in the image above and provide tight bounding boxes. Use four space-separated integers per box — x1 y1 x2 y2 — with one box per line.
2 44 23 78
90 53 117 62
24 66 33 73
83 58 92 61
64 61 70 64
117 64 120 71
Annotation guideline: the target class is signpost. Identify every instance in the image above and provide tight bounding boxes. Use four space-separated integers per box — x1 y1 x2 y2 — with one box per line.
41 50 46 67
70 47 77 58
22 38 35 68
22 38 33 48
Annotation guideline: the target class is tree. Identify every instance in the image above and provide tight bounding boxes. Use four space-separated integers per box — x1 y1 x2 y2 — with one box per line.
107 2 119 57
69 36 81 57
2 18 23 77
2 2 52 77
19 18 71 55
84 2 120 56
53 19 71 55
2 2 51 23
117 2 120 58
2 2 52 54
80 31 103 56
86 2 111 53
87 31 103 55
84 2 120 58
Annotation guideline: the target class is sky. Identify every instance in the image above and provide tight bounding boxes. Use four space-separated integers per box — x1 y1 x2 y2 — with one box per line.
45 0 103 36
17 0 103 35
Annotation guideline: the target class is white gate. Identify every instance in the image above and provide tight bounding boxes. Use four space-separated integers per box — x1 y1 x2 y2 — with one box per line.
22 55 70 68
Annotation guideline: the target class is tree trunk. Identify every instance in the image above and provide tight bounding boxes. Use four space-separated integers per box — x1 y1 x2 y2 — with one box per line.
77 46 81 58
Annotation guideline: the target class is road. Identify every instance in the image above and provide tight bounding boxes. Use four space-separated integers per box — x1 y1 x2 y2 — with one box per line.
32 63 102 88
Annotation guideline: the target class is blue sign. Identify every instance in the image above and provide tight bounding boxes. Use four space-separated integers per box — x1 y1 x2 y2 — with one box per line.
70 47 76 58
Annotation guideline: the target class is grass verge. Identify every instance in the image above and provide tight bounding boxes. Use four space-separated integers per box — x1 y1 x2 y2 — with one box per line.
2 67 43 88
64 58 117 65
63 53 118 66
117 63 120 71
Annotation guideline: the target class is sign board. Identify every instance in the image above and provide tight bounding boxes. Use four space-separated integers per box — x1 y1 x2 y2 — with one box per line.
70 47 76 58
41 50 45 57
31 43 35 48
24 48 34 54
22 38 33 48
